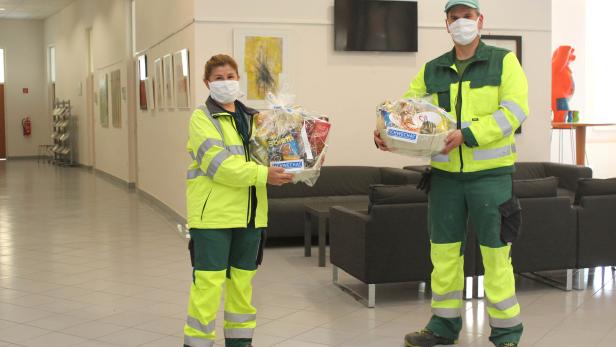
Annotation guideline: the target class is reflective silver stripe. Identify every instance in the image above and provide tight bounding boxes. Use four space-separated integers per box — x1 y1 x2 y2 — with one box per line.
196 139 225 165
432 307 461 318
184 335 214 347
489 315 522 328
189 152 196 160
487 296 519 311
224 328 254 339
461 121 471 129
186 316 215 334
493 109 513 136
227 145 245 156
224 312 256 323
432 154 450 163
432 291 463 302
501 100 527 125
473 144 516 161
187 169 206 180
206 150 232 178
197 105 225 143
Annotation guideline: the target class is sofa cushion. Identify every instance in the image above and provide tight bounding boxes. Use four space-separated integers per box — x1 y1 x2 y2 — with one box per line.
368 184 427 212
267 166 382 198
575 178 616 204
513 177 558 198
513 162 547 180
380 167 422 185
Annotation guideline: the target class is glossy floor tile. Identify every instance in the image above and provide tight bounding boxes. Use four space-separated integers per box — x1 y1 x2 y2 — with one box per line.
1 160 616 346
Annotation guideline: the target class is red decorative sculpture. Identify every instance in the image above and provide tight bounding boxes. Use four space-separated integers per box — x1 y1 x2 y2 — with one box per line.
552 45 576 123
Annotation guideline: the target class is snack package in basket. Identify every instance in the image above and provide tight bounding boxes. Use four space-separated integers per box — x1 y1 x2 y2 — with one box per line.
376 98 455 158
250 92 331 187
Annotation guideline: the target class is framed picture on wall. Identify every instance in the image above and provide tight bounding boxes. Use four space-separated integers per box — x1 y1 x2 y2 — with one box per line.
482 34 523 134
173 48 190 109
98 74 109 128
110 69 122 128
482 35 522 65
233 29 292 109
154 58 163 110
145 77 154 110
138 55 148 110
163 54 174 110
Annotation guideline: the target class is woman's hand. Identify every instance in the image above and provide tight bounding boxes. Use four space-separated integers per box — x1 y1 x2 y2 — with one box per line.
267 167 294 186
373 129 390 151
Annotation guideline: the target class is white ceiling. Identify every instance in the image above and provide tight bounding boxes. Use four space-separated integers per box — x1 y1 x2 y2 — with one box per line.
0 0 75 20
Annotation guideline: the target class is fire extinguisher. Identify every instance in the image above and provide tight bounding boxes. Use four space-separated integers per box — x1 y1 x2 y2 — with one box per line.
22 117 32 136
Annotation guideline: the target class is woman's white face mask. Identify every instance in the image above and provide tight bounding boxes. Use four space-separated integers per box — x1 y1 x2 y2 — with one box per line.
448 18 479 46
209 80 243 104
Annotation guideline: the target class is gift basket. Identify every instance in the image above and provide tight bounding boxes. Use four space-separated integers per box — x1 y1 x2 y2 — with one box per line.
250 92 331 186
376 98 455 158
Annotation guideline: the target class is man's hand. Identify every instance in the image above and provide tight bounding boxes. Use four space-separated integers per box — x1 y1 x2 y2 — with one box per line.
373 129 391 151
441 130 464 155
267 167 294 186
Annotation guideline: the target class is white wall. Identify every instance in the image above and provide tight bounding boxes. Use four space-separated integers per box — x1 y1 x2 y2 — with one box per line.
194 0 553 168
44 0 132 181
134 0 196 217
550 0 616 178
0 19 47 157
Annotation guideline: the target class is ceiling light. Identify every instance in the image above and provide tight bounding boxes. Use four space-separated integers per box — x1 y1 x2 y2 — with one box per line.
0 8 6 11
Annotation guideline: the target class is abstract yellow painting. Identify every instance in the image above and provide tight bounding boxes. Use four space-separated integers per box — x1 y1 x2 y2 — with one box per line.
244 36 283 100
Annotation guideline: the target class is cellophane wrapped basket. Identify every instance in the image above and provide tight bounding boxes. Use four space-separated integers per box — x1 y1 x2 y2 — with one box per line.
376 98 455 158
250 92 331 187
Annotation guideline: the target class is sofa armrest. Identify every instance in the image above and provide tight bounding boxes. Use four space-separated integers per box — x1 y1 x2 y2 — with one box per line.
543 162 592 191
329 206 371 283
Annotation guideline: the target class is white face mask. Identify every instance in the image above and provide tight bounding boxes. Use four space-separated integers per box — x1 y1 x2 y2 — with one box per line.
448 18 479 46
209 80 243 104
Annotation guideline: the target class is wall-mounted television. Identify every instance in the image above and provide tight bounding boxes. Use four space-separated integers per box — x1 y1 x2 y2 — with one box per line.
335 0 418 52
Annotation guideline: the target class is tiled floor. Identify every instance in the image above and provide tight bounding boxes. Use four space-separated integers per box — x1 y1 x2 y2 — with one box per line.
1 160 616 347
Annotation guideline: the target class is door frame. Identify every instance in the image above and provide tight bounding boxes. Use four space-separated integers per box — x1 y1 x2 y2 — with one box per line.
0 46 6 159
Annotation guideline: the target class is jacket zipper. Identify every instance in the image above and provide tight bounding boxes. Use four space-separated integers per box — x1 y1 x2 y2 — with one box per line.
230 113 254 226
456 78 464 173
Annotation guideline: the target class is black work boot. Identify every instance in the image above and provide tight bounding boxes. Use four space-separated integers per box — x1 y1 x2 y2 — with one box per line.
404 329 456 347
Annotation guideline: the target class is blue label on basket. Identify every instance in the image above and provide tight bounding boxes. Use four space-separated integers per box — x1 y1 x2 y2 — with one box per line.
387 127 419 144
271 160 305 172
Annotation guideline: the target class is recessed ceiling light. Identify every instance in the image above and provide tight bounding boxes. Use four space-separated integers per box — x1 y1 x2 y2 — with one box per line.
0 8 6 11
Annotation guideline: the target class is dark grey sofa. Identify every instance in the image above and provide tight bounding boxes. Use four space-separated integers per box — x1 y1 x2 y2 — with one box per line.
402 162 591 276
266 166 422 239
575 178 616 269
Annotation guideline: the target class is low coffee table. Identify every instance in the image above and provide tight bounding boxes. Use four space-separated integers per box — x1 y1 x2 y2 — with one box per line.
304 201 368 267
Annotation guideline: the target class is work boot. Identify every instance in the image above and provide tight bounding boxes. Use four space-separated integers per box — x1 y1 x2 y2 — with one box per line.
498 343 517 347
404 329 456 346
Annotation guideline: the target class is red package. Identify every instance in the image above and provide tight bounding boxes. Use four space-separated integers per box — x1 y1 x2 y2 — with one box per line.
307 117 331 156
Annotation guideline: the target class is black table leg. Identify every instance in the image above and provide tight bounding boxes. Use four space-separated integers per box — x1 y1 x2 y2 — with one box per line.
318 216 327 267
304 212 311 257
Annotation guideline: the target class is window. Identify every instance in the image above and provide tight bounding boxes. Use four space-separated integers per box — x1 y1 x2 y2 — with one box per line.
49 46 56 82
586 2 616 121
0 48 5 83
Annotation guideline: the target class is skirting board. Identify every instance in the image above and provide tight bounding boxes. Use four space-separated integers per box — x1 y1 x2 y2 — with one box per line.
136 188 187 230
6 155 46 160
80 165 186 231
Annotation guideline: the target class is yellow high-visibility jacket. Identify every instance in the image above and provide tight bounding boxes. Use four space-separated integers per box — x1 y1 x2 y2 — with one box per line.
186 98 268 229
404 41 529 173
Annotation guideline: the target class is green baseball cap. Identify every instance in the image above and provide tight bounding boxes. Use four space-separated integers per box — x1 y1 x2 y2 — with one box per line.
444 0 480 13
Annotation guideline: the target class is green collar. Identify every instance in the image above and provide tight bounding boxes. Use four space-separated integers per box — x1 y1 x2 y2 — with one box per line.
435 40 490 68
206 97 259 118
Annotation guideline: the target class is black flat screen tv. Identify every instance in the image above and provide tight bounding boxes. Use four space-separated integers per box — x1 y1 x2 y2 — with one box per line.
335 0 418 52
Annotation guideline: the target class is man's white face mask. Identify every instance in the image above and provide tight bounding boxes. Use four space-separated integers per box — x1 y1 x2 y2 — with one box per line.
448 18 479 46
